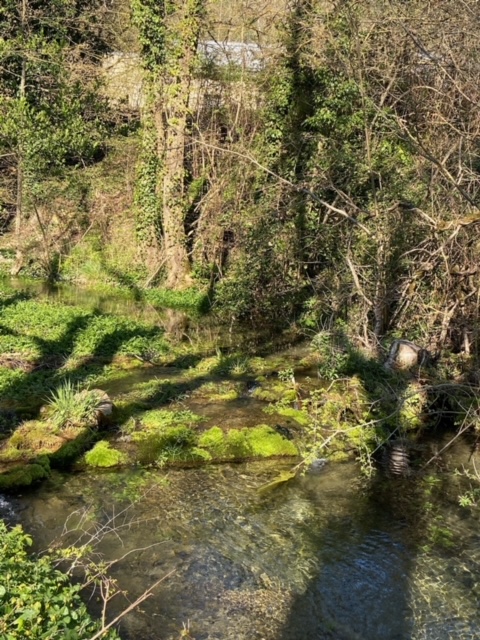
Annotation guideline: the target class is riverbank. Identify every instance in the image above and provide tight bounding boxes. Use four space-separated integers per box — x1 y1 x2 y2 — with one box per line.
1 279 478 492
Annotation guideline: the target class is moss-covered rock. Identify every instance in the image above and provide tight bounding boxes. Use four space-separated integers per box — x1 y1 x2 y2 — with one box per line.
0 460 50 491
0 415 97 489
198 425 298 460
85 440 127 468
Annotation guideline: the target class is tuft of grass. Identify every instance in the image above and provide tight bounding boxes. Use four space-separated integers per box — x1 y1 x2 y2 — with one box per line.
47 381 99 429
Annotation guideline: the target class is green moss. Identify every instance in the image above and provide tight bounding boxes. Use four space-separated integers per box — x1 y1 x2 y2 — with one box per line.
198 425 298 460
252 388 279 402
245 425 298 457
85 441 127 468
274 407 310 425
133 426 198 465
193 381 241 402
198 426 226 455
130 409 201 465
138 408 203 432
0 420 63 461
252 380 295 403
0 462 50 491
49 429 97 469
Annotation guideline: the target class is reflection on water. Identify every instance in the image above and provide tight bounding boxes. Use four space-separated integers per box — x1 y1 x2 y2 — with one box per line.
8 438 480 640
6 278 164 324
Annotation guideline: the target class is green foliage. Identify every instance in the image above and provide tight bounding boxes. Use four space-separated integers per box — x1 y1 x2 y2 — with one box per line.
85 440 126 468
0 0 110 231
0 293 169 409
146 287 210 314
133 100 161 244
0 521 119 639
47 382 98 429
71 314 167 360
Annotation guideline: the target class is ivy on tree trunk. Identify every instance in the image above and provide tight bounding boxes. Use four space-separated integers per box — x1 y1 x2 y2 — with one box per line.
133 0 205 290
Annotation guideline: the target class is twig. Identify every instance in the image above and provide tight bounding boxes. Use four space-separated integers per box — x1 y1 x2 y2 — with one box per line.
87 569 176 640
192 138 373 235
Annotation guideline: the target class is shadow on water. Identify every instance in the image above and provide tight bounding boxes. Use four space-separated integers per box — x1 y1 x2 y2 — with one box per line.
276 339 414 640
277 476 415 640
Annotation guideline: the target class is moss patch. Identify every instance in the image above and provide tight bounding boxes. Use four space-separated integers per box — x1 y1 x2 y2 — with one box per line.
191 380 242 402
0 460 50 491
85 440 127 468
198 425 298 460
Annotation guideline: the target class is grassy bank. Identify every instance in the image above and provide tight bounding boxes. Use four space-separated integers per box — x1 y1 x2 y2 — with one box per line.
1 279 476 490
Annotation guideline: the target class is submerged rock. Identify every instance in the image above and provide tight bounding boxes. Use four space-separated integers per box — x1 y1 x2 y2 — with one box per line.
274 424 294 440
307 458 328 474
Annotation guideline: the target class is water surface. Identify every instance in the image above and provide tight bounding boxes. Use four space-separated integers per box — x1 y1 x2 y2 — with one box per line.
8 437 480 640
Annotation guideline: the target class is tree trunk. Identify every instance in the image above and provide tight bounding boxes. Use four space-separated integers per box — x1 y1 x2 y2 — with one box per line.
156 0 204 290
11 0 27 276
160 94 192 289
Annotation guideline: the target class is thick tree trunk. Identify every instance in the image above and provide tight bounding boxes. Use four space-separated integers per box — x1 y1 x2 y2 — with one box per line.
161 96 192 289
155 0 203 290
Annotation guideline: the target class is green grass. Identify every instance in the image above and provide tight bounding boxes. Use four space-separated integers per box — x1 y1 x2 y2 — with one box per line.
0 290 169 410
47 381 99 429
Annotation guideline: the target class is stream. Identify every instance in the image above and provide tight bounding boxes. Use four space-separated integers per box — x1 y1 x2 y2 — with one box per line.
2 437 480 640
1 280 480 639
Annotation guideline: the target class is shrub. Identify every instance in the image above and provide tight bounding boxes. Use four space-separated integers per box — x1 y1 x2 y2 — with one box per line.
0 521 119 639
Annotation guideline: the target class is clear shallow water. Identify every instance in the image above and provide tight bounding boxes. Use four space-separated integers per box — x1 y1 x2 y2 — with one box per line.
5 437 480 640
5 278 163 324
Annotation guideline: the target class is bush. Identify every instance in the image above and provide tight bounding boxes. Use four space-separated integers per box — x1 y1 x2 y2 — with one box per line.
0 521 119 639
